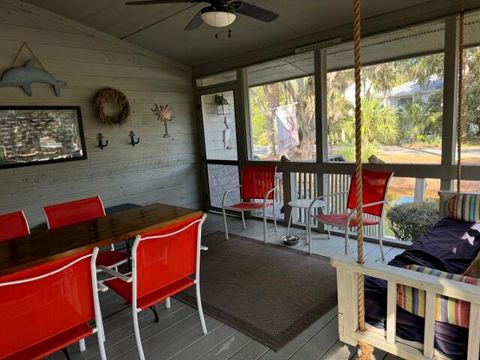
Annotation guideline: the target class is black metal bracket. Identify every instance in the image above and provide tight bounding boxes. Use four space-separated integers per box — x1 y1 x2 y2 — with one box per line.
97 133 108 150
129 131 140 146
61 348 71 360
149 305 159 322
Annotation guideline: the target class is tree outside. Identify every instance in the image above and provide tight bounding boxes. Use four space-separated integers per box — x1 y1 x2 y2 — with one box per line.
248 50 480 231
249 76 316 161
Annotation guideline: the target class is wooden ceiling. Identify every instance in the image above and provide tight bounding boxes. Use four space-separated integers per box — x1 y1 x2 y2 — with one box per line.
25 0 436 66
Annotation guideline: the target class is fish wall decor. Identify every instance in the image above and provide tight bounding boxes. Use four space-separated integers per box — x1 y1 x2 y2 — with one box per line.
0 59 67 96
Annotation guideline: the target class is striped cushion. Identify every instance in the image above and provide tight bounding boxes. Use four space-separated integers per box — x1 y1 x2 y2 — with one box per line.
397 265 480 328
446 194 480 222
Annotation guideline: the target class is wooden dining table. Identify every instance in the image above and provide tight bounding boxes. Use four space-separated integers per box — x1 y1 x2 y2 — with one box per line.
0 203 202 277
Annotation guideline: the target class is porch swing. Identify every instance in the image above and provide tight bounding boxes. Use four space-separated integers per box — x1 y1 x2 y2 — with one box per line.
332 0 480 359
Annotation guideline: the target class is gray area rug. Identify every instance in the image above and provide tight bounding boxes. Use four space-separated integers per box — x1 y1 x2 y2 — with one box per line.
175 232 338 351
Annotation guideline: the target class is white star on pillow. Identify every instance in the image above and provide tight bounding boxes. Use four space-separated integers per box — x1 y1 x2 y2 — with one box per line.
462 222 480 245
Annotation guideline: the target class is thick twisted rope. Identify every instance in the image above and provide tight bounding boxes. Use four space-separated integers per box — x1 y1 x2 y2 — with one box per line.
457 0 465 193
353 0 365 333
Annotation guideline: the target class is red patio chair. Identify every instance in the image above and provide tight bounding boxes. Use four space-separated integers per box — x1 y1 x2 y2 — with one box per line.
43 196 128 268
0 248 107 360
103 213 208 360
307 170 393 260
222 165 278 244
0 210 30 241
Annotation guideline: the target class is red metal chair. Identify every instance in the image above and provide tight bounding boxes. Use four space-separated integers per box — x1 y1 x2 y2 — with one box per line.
0 210 30 241
0 248 107 360
307 170 393 260
103 213 208 360
222 165 278 244
43 196 127 268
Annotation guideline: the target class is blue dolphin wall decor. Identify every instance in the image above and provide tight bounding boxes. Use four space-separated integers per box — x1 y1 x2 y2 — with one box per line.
0 59 67 96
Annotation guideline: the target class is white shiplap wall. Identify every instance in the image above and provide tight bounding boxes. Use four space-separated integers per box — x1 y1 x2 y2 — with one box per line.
0 0 201 226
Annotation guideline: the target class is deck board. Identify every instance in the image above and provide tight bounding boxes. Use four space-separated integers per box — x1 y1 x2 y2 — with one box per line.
168 325 237 360
225 340 269 360
45 213 405 360
288 316 339 360
197 332 253 360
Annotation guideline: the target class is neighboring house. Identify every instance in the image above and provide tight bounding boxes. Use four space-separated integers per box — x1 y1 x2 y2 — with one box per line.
387 77 443 108
344 77 443 109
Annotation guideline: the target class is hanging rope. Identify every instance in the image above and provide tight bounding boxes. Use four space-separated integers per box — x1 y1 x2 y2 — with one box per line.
457 0 465 193
353 0 365 329
10 42 47 71
353 1 374 358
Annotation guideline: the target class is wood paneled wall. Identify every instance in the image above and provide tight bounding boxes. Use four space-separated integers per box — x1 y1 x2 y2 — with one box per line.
0 1 201 226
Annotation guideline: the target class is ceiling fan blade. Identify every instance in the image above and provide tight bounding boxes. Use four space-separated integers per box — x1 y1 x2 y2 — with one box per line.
125 0 201 5
230 1 278 22
184 10 203 30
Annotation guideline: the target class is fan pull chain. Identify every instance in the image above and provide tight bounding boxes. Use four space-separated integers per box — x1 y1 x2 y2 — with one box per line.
214 29 232 39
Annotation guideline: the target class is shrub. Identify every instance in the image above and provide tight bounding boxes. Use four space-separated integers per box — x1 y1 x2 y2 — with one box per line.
387 201 439 242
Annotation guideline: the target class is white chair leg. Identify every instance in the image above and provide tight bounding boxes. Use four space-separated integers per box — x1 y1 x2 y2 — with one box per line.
345 228 349 255
165 297 171 309
79 339 86 352
263 207 268 245
222 206 229 240
378 224 385 262
273 202 278 232
241 211 246 230
307 216 312 255
133 309 146 360
378 236 385 263
196 282 208 335
97 329 107 360
287 211 293 236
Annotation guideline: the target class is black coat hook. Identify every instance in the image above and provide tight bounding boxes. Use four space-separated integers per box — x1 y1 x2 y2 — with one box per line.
97 133 108 150
129 131 140 146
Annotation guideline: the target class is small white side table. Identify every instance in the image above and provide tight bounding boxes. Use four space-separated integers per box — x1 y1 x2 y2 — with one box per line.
287 199 326 243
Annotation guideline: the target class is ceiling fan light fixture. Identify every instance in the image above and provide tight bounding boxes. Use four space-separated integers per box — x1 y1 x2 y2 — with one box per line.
201 8 236 28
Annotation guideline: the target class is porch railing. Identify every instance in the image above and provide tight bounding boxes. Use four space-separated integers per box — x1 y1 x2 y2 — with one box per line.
290 172 379 238
217 166 431 241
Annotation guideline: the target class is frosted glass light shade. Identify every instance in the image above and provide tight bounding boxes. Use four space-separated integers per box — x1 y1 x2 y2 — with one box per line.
201 10 236 27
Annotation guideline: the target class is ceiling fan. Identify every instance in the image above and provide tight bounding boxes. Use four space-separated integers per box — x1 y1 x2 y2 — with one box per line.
125 0 279 30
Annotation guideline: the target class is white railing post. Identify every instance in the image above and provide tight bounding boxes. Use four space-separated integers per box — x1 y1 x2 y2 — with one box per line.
336 267 359 346
467 303 480 360
423 291 436 358
386 281 397 344
414 178 426 204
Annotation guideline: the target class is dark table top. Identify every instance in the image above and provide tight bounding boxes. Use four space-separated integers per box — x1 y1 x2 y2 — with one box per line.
0 203 202 277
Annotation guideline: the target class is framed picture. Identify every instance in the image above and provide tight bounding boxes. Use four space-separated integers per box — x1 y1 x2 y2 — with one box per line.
0 106 87 169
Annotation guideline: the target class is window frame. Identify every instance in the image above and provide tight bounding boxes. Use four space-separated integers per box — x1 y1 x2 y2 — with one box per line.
193 14 480 226
247 73 317 163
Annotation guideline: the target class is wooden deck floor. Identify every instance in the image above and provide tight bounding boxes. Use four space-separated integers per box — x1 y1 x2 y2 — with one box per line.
47 213 405 360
